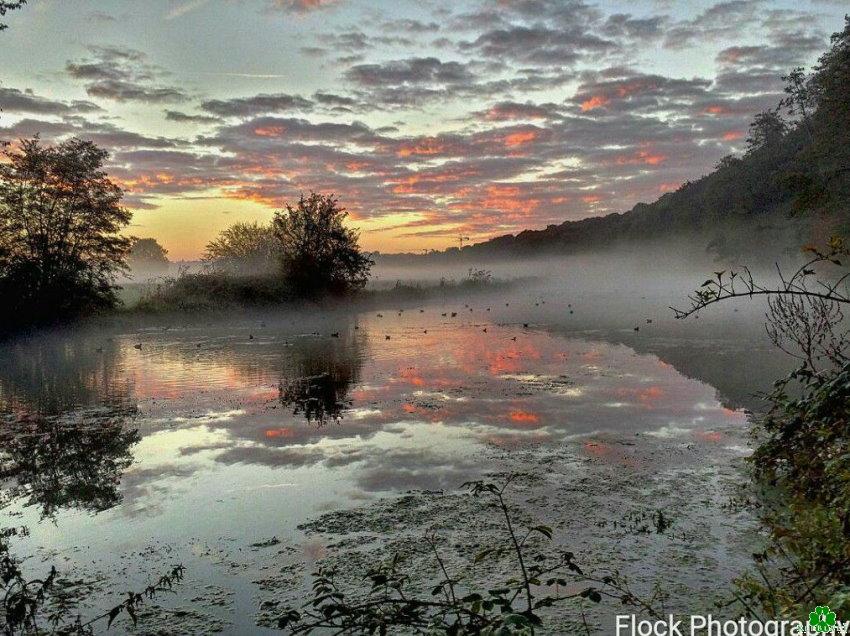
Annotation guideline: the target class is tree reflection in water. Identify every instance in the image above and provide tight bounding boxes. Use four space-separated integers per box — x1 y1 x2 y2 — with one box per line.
0 332 138 517
0 408 139 518
278 331 364 427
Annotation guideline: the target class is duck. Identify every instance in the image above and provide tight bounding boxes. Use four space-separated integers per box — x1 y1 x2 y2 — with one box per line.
133 343 142 350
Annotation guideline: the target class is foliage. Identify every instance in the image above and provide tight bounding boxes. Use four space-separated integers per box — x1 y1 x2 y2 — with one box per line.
279 475 661 634
0 138 131 329
672 236 850 323
127 238 169 276
731 359 850 620
203 221 280 275
273 193 373 297
746 109 788 154
676 233 850 619
466 268 493 286
0 1 25 30
0 535 184 636
134 270 289 312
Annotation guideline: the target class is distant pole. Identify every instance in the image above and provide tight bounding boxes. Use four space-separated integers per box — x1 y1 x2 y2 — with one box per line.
458 235 470 249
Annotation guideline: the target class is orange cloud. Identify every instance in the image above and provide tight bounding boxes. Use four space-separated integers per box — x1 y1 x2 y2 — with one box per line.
581 95 610 112
615 150 667 166
503 130 537 147
254 125 286 137
509 409 540 424
722 130 744 141
397 138 447 157
265 427 295 438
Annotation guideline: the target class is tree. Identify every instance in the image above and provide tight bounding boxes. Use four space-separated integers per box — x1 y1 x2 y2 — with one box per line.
745 109 787 154
780 67 817 137
203 221 279 275
0 0 25 30
809 17 850 187
0 137 131 327
273 193 373 297
128 237 169 276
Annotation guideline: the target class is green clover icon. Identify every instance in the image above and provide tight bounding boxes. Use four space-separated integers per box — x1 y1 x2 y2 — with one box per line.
809 606 837 633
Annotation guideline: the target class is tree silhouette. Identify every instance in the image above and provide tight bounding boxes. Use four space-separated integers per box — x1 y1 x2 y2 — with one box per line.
127 237 169 276
203 221 280 275
273 193 373 297
0 138 131 328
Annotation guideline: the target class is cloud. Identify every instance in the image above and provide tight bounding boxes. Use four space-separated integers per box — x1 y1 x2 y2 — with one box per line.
346 57 476 87
165 0 211 20
0 87 102 116
66 46 189 103
267 0 342 14
460 25 617 65
200 93 314 117
163 109 222 124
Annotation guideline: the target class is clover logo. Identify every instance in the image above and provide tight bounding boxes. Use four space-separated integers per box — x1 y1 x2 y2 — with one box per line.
809 606 837 633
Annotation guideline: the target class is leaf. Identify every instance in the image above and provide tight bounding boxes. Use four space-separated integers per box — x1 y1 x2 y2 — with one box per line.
106 606 121 629
531 525 553 539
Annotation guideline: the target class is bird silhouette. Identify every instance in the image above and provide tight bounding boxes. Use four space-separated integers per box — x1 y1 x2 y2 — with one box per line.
523 323 529 328
483 328 487 333
451 312 457 317
385 335 391 340
511 336 517 341
134 343 142 350
331 332 340 338
249 334 254 340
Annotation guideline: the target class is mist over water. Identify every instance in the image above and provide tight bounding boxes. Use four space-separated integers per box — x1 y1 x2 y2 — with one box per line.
0 254 794 632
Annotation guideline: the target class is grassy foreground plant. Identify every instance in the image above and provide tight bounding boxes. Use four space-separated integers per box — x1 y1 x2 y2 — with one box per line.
279 475 662 634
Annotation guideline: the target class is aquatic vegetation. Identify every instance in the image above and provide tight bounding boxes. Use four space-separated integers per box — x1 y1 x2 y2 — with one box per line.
279 475 662 634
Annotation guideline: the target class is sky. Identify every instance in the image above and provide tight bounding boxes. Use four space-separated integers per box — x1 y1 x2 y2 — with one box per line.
0 0 846 259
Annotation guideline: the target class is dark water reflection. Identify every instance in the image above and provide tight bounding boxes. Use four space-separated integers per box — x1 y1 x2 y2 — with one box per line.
0 408 139 517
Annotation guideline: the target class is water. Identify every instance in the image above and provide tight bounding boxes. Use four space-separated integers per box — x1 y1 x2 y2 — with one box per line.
0 282 792 633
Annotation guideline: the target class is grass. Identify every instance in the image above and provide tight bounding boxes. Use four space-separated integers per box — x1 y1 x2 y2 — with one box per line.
122 270 521 315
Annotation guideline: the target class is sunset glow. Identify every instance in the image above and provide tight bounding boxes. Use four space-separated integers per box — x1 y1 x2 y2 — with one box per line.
0 0 842 258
